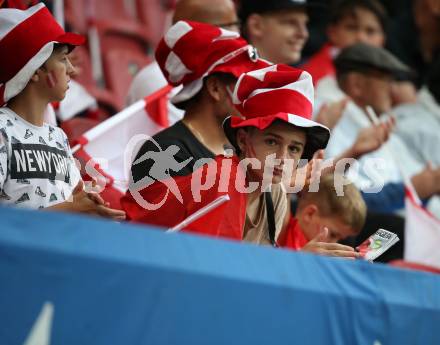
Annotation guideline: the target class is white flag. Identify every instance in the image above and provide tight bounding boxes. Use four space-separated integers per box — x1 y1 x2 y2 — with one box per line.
404 187 440 269
73 85 178 200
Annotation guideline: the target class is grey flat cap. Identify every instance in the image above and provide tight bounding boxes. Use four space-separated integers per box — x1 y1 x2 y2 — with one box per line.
334 43 413 79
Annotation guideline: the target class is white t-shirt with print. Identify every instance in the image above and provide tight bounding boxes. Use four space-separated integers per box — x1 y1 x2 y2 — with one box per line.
0 107 80 209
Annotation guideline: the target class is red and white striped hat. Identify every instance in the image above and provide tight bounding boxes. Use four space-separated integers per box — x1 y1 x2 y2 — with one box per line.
223 64 330 159
155 20 269 105
0 3 85 105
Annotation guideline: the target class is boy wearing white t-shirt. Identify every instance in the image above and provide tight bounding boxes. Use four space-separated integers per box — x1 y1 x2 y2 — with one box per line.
0 4 125 219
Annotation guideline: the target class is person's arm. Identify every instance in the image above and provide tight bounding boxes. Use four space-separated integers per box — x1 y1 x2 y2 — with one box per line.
279 208 359 258
391 81 417 106
360 163 439 214
301 228 359 258
315 98 349 130
57 130 126 219
46 180 126 220
361 182 406 214
395 121 439 166
410 163 440 201
336 118 394 161
313 119 395 179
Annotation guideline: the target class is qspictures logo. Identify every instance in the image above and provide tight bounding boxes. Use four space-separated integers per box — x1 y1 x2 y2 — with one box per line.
113 135 389 211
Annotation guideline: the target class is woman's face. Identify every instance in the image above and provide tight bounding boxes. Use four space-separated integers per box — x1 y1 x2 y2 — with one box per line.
237 121 307 184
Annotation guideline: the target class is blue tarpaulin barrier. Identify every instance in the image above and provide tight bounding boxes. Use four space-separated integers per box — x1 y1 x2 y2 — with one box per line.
0 206 440 345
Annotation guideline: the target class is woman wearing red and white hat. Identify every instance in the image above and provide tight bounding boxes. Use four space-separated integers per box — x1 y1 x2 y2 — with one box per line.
223 65 324 243
221 64 358 256
0 4 124 219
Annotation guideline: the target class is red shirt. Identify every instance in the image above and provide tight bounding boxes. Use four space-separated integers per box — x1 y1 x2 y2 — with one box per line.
278 216 309 250
121 155 247 240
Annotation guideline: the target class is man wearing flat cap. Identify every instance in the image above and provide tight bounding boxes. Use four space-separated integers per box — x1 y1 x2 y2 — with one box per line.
325 42 440 218
333 42 413 117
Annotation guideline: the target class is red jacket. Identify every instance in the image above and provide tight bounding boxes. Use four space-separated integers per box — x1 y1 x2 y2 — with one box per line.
122 155 312 250
121 156 247 240
277 216 309 250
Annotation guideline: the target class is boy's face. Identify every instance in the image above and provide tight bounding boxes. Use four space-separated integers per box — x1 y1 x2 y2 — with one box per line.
248 9 309 64
299 205 357 243
328 7 385 49
38 46 75 101
237 121 307 184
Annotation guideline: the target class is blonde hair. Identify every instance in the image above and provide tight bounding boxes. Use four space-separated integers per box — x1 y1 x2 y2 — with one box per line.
297 174 367 233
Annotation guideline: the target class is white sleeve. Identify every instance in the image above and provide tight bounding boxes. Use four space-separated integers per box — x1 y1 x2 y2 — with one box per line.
61 129 81 190
0 127 8 190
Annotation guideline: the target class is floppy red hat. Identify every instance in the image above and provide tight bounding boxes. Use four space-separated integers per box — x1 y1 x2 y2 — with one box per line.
223 64 330 160
155 20 269 105
0 3 85 105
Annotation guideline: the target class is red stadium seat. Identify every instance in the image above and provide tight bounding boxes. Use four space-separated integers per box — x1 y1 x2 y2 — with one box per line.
91 18 152 57
87 0 151 55
102 49 152 110
66 0 154 81
71 46 121 114
65 0 88 33
84 0 153 57
66 0 137 33
136 0 175 47
88 0 136 22
71 46 96 90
